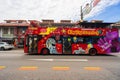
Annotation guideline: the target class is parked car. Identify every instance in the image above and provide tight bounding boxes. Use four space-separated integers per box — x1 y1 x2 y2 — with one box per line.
0 42 14 50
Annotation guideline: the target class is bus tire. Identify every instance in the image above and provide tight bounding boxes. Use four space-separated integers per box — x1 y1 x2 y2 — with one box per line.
89 48 97 56
41 48 50 55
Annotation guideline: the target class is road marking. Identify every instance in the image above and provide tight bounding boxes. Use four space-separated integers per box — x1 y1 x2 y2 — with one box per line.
19 66 38 70
29 59 88 62
0 51 23 53
84 67 101 71
55 59 88 62
0 54 23 57
0 66 6 70
29 59 54 61
52 66 70 70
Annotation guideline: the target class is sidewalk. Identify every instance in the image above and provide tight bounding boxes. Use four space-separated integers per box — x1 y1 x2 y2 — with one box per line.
0 48 24 53
13 48 24 50
110 52 120 57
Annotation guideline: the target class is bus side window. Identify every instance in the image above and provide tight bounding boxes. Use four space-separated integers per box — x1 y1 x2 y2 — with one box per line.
92 36 103 44
77 37 83 43
73 36 78 43
92 37 99 44
83 37 93 44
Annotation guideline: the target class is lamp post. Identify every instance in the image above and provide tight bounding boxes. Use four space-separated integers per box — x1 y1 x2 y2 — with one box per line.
80 6 83 21
80 0 101 21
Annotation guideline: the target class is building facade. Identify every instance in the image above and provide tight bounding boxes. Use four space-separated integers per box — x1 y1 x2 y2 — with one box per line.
0 20 29 43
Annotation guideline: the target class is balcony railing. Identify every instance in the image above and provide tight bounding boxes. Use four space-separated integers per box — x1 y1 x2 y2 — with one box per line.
2 34 15 38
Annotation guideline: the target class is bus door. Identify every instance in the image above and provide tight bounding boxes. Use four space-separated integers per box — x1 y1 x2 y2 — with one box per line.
28 35 38 53
62 36 72 54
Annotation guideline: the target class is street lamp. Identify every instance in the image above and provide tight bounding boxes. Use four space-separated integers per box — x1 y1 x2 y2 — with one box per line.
80 6 83 21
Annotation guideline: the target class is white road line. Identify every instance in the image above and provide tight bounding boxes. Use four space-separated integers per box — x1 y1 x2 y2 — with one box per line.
28 59 88 62
29 59 54 61
55 59 88 62
0 54 24 57
0 51 23 53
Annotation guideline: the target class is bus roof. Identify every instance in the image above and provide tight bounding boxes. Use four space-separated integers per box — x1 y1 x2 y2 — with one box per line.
78 22 114 28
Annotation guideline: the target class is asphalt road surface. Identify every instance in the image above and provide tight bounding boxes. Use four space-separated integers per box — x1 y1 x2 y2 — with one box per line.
0 49 120 80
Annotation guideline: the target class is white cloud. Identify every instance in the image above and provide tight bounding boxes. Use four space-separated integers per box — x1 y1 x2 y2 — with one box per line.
0 0 120 22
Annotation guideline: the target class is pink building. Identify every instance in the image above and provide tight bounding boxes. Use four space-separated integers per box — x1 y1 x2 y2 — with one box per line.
0 20 29 44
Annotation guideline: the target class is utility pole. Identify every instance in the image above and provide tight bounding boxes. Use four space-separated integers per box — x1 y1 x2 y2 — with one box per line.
80 6 83 21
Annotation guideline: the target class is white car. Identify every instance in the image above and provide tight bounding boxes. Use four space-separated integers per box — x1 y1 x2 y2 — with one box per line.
0 42 14 50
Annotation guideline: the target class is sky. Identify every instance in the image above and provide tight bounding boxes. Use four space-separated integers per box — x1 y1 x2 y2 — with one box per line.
0 0 120 22
85 0 120 22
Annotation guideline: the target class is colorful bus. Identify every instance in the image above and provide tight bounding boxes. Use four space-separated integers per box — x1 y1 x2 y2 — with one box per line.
24 22 120 55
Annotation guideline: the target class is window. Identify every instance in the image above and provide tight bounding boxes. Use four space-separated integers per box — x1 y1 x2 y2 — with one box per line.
77 37 84 43
10 28 14 34
3 28 9 34
0 43 4 45
93 36 104 44
72 36 84 43
83 37 93 44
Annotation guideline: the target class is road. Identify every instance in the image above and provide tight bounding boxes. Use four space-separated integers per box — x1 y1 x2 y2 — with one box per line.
0 49 120 80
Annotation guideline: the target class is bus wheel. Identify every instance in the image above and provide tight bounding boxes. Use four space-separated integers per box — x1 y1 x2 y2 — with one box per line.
41 48 50 55
89 48 97 56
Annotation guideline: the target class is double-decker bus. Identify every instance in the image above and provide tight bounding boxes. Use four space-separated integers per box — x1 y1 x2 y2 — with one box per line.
24 22 120 55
